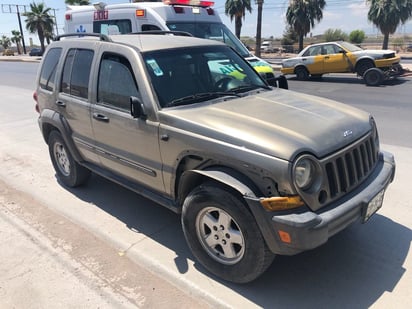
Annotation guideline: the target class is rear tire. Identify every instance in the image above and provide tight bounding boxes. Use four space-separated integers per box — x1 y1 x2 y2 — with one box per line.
181 182 275 283
48 130 90 187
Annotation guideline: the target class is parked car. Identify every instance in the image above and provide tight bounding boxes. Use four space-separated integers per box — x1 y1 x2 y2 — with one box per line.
261 41 275 53
2 49 14 56
406 44 412 52
281 41 403 84
29 48 43 56
33 33 395 283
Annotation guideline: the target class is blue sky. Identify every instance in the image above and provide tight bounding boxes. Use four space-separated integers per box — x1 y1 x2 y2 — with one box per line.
1 0 412 45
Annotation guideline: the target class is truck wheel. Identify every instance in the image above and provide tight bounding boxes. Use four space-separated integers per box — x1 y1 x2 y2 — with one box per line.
181 182 275 283
363 68 384 86
295 67 309 80
48 130 90 187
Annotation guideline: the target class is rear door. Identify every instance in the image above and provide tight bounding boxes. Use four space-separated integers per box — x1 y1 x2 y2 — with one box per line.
56 46 100 164
300 45 324 74
90 48 165 193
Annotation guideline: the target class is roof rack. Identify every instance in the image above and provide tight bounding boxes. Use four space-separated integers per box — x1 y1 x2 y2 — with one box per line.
54 33 112 42
131 30 193 37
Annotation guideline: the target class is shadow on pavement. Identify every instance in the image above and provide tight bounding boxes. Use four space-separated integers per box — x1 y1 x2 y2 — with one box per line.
289 75 409 87
63 173 410 308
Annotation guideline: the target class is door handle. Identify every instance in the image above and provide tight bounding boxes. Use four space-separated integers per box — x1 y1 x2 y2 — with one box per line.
92 113 110 122
324 56 330 59
55 100 66 107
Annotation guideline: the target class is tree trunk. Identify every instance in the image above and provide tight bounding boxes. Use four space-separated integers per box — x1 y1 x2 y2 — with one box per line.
38 27 45 52
235 16 242 39
299 34 304 52
382 33 389 50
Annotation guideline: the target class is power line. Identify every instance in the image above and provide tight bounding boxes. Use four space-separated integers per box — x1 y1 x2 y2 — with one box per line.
1 4 29 53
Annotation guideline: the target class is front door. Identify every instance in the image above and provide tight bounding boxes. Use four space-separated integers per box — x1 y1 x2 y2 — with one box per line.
91 51 164 193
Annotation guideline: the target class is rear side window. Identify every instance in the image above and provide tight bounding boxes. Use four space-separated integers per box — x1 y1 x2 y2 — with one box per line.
61 49 94 99
39 48 62 91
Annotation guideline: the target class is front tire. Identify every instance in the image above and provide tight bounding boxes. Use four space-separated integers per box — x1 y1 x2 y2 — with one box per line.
181 182 275 283
295 67 309 81
48 130 90 187
356 60 374 76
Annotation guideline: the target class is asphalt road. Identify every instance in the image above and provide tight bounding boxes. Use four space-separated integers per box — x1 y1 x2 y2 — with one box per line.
0 61 411 308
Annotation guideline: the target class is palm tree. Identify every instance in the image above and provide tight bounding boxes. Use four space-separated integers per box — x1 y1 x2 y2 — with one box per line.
225 0 252 39
0 35 11 50
65 0 90 5
11 30 22 54
23 2 54 53
286 0 326 52
367 0 412 50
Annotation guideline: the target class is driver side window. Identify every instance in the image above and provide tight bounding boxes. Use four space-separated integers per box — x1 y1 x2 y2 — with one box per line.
97 53 139 111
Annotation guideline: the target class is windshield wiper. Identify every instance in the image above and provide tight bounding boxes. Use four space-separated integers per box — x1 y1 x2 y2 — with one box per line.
167 92 241 107
230 84 271 93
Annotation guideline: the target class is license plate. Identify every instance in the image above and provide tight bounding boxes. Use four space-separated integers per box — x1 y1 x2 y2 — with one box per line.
363 189 385 222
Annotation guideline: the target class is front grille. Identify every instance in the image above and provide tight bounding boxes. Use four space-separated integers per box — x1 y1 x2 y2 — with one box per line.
324 134 379 199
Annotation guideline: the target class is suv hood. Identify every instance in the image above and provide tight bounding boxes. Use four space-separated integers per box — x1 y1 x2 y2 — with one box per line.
162 89 372 161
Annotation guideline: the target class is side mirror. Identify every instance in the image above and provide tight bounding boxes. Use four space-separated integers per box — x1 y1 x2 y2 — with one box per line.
130 96 147 119
266 75 288 89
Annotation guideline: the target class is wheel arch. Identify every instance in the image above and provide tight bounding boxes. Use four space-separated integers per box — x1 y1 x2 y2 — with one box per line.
355 57 375 71
39 109 84 163
177 167 259 210
294 64 309 74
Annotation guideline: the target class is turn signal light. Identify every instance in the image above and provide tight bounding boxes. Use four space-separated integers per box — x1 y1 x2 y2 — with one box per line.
260 196 304 211
136 9 145 17
278 230 292 243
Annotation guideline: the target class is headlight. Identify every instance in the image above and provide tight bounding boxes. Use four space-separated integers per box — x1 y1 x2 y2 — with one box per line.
293 155 321 191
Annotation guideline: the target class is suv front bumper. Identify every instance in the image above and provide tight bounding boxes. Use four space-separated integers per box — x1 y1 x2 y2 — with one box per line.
246 151 395 256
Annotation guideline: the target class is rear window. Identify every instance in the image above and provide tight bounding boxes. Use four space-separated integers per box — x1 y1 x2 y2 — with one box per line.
39 48 62 91
61 49 94 99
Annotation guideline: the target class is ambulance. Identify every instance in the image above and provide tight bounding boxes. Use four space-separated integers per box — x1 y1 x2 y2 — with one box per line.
64 0 275 79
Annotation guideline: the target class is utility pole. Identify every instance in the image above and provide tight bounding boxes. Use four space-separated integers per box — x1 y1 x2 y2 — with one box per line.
255 0 263 58
51 8 59 36
1 4 28 54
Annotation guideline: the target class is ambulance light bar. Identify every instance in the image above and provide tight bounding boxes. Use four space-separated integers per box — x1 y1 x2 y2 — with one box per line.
164 0 215 8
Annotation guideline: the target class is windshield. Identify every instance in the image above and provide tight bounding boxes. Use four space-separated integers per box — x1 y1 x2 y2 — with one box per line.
166 22 250 57
143 45 268 108
339 41 363 52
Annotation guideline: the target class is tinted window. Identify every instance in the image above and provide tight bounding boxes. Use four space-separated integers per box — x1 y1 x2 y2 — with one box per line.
39 48 62 91
144 46 266 107
97 53 139 111
166 22 250 57
142 24 161 31
61 49 94 99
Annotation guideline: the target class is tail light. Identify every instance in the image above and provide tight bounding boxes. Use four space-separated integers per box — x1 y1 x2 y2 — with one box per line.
33 91 40 113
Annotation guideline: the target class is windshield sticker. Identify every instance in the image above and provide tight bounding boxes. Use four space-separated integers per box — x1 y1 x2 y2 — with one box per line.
146 59 163 77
